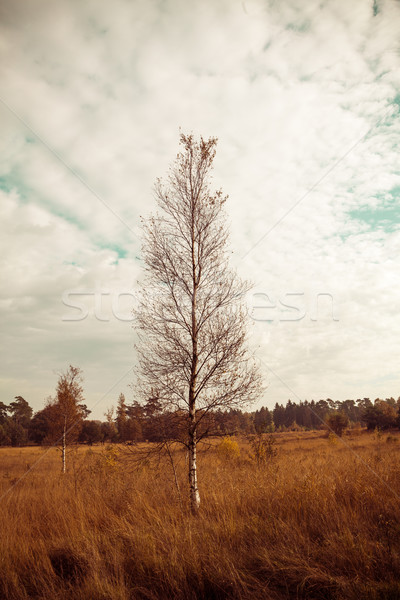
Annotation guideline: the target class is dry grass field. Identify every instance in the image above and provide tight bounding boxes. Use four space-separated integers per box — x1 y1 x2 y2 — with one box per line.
0 430 400 599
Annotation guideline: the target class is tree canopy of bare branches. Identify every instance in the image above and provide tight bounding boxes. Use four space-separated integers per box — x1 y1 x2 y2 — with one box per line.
134 133 262 512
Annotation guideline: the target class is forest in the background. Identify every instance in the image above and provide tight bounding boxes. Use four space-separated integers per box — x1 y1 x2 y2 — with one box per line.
1 388 400 447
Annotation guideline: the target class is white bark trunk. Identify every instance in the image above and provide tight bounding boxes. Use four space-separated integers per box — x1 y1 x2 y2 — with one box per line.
188 429 200 513
188 182 200 514
62 416 66 474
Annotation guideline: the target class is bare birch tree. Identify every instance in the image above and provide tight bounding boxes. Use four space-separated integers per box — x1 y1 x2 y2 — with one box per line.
135 134 262 513
46 365 87 473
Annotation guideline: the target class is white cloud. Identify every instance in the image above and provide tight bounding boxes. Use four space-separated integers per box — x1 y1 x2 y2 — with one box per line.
1 0 400 416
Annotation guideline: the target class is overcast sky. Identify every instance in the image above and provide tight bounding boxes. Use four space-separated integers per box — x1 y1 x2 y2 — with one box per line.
1 0 400 419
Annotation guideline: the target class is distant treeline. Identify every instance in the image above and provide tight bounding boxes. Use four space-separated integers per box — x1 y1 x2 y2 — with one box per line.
1 394 400 447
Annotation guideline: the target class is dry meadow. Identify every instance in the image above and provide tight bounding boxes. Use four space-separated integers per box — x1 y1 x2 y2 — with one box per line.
0 430 399 599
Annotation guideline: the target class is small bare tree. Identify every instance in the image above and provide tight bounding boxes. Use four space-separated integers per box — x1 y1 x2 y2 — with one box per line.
46 365 87 473
135 134 262 513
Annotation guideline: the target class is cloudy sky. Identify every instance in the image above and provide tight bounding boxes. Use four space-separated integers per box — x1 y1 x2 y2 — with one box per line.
1 0 400 419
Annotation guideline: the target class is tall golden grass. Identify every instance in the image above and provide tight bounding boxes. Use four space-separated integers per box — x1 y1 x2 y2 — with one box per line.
0 430 399 599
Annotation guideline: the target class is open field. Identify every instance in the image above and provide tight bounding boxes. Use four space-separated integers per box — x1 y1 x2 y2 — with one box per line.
1 430 400 599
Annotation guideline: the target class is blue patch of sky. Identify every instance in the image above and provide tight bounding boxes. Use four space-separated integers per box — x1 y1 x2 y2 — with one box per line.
286 19 311 33
96 242 127 260
0 172 129 260
0 176 13 194
62 260 80 267
392 93 400 110
347 186 400 234
0 171 86 230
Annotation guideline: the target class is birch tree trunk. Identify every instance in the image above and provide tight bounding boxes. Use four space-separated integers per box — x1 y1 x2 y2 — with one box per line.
188 409 200 512
188 175 200 513
62 415 66 474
